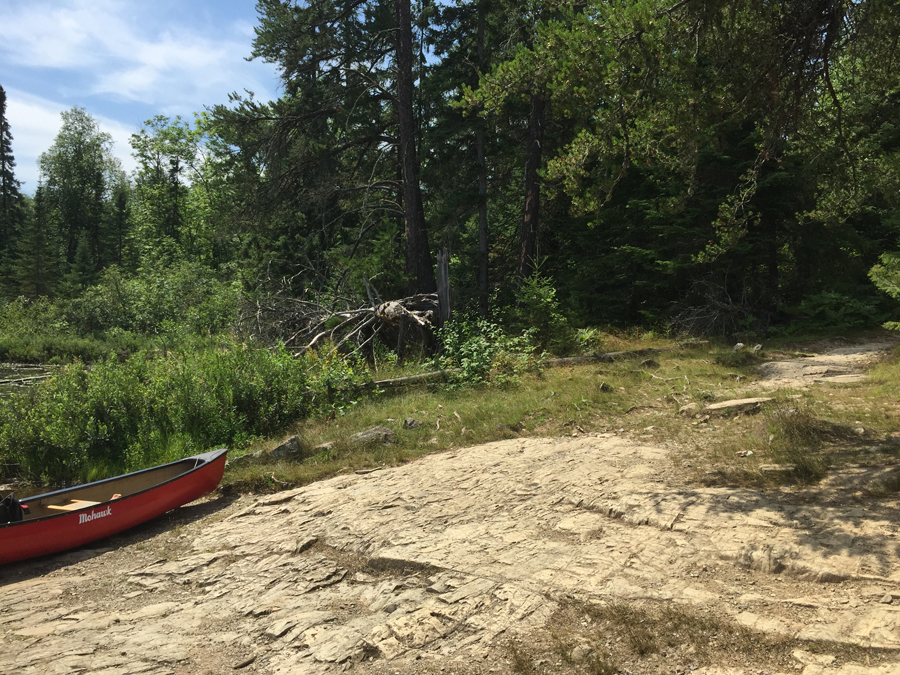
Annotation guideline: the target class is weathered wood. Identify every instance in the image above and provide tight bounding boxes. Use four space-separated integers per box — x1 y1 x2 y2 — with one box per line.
374 293 438 327
704 397 773 416
359 341 709 389
365 370 457 388
436 248 451 327
0 375 52 385
545 341 708 368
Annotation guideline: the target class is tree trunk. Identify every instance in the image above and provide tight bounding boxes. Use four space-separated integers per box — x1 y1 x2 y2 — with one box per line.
518 92 545 281
476 3 489 316
764 214 778 321
436 247 451 327
395 0 436 295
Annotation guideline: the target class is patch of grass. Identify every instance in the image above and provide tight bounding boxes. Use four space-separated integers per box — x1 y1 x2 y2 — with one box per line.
682 382 900 490
863 467 900 497
765 401 832 483
219 333 900 495
545 598 882 673
507 641 538 674
223 361 642 492
712 348 765 368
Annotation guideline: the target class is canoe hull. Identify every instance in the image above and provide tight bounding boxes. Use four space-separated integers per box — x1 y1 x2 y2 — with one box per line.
0 449 227 565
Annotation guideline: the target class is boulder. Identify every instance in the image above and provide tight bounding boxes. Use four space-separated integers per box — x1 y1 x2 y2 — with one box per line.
270 436 305 461
351 426 395 446
679 402 701 417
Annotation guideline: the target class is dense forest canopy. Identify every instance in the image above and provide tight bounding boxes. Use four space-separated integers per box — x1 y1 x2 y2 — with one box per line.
1 0 900 342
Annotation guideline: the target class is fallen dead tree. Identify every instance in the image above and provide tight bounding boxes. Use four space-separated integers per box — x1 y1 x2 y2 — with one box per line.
238 285 441 358
544 341 708 368
296 293 439 357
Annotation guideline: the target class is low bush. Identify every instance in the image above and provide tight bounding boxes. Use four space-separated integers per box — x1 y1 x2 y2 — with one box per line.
436 315 541 386
0 340 363 485
506 272 577 354
69 260 240 336
764 402 834 483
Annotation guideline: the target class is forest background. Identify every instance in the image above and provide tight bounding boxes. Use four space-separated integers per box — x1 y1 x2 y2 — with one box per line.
1 0 900 484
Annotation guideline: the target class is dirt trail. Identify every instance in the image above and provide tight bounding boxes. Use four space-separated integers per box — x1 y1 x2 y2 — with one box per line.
2 342 900 675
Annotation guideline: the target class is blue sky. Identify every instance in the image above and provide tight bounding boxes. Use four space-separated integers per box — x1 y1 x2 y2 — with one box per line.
1 0 281 192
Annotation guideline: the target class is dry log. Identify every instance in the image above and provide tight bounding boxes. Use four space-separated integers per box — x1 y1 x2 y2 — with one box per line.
0 375 52 385
544 341 708 368
358 341 709 390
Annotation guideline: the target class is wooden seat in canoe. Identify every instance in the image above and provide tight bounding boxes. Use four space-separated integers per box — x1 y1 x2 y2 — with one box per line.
46 500 101 512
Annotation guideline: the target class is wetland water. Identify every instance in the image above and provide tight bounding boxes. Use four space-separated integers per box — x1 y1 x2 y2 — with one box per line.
0 363 52 398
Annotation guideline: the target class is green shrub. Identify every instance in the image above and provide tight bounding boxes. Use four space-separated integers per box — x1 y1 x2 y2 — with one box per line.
871 252 900 330
507 273 577 354
794 291 882 332
0 296 156 363
436 315 541 386
575 327 605 354
70 260 240 335
0 340 329 484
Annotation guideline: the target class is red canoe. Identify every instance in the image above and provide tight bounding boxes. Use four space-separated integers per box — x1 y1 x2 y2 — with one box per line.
0 448 228 565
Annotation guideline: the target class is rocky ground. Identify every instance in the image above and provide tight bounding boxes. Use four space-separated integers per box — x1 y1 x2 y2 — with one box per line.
2 342 900 675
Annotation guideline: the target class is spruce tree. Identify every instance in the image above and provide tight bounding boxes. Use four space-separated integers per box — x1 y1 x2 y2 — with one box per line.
0 84 25 261
15 183 58 298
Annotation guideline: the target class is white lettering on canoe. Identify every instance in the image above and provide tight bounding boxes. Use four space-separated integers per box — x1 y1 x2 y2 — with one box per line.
79 506 112 524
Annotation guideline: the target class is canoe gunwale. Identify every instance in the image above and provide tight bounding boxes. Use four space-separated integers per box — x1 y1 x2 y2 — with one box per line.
1 448 228 528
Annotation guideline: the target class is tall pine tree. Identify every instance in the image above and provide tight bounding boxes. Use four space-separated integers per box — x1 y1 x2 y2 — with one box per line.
15 183 58 299
0 85 25 267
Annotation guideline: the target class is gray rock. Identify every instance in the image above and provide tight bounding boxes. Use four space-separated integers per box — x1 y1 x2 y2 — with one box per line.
679 403 701 417
351 426 395 446
571 645 593 661
704 397 773 416
791 650 835 667
9 430 900 675
227 453 254 467
403 417 422 429
271 436 305 461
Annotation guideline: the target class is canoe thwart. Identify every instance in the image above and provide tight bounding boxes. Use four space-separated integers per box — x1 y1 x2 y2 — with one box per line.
46 499 102 511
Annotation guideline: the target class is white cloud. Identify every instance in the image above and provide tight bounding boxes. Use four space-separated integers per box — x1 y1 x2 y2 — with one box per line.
0 0 280 192
0 0 276 112
5 89 139 192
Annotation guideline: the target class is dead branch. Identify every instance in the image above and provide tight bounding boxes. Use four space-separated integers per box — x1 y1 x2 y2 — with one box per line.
240 280 440 360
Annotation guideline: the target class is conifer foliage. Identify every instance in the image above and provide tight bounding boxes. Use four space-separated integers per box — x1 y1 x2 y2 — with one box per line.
1 0 899 336
0 85 24 261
